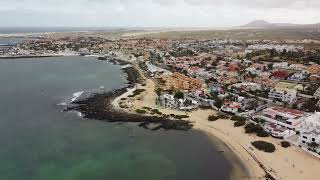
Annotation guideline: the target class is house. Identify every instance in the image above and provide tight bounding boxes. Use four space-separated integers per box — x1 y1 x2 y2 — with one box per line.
271 70 290 80
289 64 307 71
268 88 297 104
298 112 320 146
158 94 198 110
273 62 289 69
287 72 307 81
298 131 320 146
254 106 306 131
263 122 293 138
231 82 262 91
307 64 320 75
221 102 241 114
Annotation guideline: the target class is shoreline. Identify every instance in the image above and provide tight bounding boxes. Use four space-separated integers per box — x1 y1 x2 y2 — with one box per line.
0 55 65 59
65 57 255 180
62 55 320 180
106 59 320 180
64 60 193 131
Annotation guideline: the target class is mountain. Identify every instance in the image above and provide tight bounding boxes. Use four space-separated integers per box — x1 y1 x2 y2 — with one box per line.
241 20 320 28
242 20 275 28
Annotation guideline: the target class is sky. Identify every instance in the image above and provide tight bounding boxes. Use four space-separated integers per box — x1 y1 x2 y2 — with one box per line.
0 0 320 27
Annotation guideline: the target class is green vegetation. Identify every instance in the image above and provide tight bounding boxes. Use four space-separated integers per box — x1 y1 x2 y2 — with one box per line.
128 89 145 97
135 109 147 114
230 115 246 122
155 87 162 96
230 115 247 127
302 98 320 112
174 91 184 99
214 98 224 108
151 109 163 116
174 114 189 119
280 141 291 148
234 121 246 127
142 107 152 110
245 123 269 137
257 131 269 137
308 142 319 151
208 114 227 121
251 141 276 153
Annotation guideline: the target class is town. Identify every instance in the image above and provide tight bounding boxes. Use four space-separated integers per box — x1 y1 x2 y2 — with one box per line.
2 35 320 158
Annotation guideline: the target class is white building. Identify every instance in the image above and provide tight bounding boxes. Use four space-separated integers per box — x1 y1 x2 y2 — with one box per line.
264 122 295 139
268 88 297 104
254 106 305 130
158 94 198 110
297 112 320 145
273 62 289 69
221 102 241 114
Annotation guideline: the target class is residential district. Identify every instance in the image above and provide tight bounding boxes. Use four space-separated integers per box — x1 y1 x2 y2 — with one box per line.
2 36 320 157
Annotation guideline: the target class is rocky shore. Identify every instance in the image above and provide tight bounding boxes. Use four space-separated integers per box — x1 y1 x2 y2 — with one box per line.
0 55 63 59
65 59 193 131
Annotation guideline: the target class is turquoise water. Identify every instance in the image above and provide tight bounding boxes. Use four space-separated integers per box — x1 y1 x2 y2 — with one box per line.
0 56 232 180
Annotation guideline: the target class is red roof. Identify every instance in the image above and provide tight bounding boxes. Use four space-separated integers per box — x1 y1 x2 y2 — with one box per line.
270 106 304 117
272 71 289 79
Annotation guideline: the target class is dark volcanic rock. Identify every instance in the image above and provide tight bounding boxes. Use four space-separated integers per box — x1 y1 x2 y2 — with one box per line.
65 61 193 131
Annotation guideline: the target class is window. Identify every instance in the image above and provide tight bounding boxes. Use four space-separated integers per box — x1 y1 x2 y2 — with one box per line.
303 136 307 139
312 138 315 142
286 121 292 125
302 140 306 143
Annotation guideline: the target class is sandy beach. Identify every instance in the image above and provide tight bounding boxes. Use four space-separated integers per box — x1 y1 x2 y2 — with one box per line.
113 67 320 180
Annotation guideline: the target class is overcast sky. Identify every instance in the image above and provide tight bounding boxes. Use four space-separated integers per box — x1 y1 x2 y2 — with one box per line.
0 0 319 27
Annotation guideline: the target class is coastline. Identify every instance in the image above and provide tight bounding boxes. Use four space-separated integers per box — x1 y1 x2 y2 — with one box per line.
105 59 320 180
65 57 255 180
62 55 320 180
0 54 64 59
65 59 193 131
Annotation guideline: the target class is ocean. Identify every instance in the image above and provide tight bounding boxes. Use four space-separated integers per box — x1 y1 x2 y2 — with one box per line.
0 56 234 180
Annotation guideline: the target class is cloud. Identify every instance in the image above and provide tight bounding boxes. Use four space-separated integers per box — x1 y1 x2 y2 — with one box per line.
0 0 319 27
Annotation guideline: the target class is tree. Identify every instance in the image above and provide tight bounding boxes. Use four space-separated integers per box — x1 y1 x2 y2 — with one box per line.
214 98 224 108
302 98 320 112
174 91 184 99
308 142 319 151
252 141 276 153
280 141 291 148
155 88 162 96
267 63 273 70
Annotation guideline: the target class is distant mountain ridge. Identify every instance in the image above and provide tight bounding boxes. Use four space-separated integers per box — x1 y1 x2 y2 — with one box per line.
241 20 320 28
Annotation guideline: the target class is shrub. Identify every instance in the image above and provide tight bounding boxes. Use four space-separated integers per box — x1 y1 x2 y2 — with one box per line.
234 120 246 127
208 115 220 121
251 141 276 153
174 91 184 99
142 107 152 110
257 130 269 137
245 123 263 134
208 113 227 121
130 89 145 97
135 109 147 114
151 109 162 115
174 115 189 119
231 115 246 122
280 141 291 148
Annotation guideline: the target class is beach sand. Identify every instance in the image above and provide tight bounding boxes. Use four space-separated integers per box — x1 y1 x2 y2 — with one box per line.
113 66 320 180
